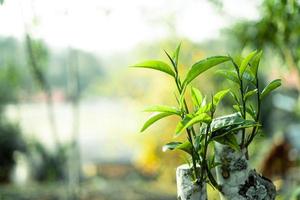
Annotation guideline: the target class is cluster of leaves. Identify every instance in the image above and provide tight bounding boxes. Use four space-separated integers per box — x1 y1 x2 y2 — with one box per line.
132 45 281 189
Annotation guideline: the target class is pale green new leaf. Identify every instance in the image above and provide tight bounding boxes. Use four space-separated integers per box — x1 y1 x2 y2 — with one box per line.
251 50 263 76
162 141 193 155
131 60 175 77
216 70 239 84
175 113 211 136
240 50 257 76
172 43 181 67
162 142 181 152
141 112 173 132
214 134 240 151
144 105 181 116
260 79 281 100
213 89 230 106
184 56 230 85
191 87 203 107
244 89 258 101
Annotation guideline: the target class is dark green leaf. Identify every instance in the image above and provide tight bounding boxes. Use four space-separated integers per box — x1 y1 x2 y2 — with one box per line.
260 79 281 100
184 56 230 85
191 87 203 107
144 105 181 115
131 60 175 77
141 112 173 132
216 69 239 84
240 50 257 76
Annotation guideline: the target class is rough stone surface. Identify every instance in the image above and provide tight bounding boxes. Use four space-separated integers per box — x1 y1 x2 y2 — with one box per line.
215 143 276 200
176 164 207 200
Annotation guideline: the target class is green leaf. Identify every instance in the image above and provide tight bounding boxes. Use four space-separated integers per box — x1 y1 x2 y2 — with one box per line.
251 50 263 76
246 105 256 120
191 87 203 107
209 113 256 139
216 70 239 84
244 89 258 101
197 102 212 114
164 50 176 68
233 104 242 113
230 91 240 104
131 60 175 77
260 79 281 100
240 50 257 76
175 113 211 136
184 56 230 85
162 141 193 155
141 112 173 132
144 105 181 116
214 133 240 151
162 142 182 152
213 89 230 106
206 167 222 191
172 43 181 67
0 0 3 5
243 70 256 85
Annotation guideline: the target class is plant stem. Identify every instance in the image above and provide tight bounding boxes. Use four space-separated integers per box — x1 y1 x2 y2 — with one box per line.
245 76 261 148
232 60 246 148
174 75 200 181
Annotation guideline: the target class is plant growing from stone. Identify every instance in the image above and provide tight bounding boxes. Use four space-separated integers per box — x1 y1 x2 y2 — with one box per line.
132 46 280 199
211 50 281 199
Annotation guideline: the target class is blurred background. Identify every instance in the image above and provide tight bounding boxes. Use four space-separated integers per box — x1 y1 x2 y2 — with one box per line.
0 0 299 199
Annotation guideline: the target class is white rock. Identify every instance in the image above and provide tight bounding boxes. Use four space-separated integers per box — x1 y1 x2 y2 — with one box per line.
176 164 207 200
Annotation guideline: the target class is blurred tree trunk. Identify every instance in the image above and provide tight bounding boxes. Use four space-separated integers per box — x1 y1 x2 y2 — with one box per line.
67 49 81 200
25 34 60 148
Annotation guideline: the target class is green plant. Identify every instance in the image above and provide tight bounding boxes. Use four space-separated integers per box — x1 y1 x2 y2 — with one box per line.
132 45 280 191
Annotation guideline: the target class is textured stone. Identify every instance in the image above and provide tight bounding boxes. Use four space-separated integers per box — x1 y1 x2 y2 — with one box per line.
176 164 207 200
215 143 276 200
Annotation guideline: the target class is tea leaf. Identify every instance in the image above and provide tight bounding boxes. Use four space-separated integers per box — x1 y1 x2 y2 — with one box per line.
251 50 263 76
213 89 230 106
243 70 256 85
141 112 174 132
162 142 181 152
230 91 240 104
162 141 193 155
164 50 176 68
244 89 258 101
214 133 240 151
216 70 239 84
206 167 222 191
184 56 230 85
246 105 256 120
197 102 212 114
240 50 257 76
131 60 175 77
260 79 281 100
144 105 181 116
175 113 211 136
172 43 181 67
191 87 203 107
